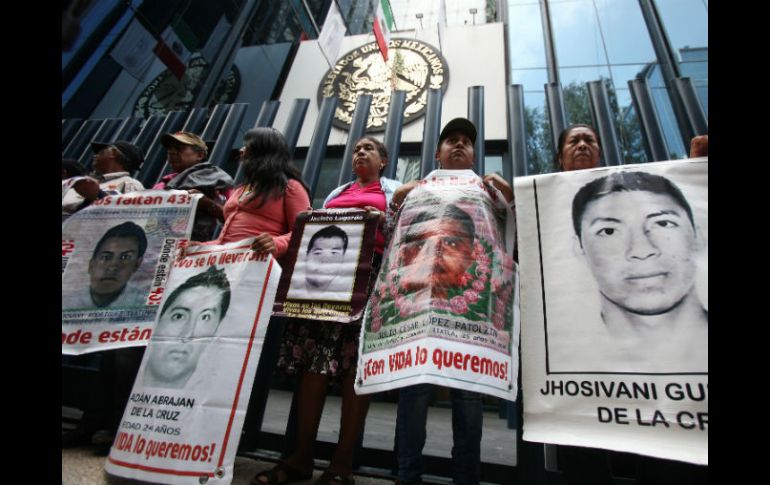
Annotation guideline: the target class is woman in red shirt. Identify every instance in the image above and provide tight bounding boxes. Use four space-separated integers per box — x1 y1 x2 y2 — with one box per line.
210 128 311 262
254 137 400 485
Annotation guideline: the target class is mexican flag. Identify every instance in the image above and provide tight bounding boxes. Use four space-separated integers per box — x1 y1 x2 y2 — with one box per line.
373 0 395 61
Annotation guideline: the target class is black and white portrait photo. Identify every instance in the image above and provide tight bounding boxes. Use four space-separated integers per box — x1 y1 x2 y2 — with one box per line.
143 266 232 390
63 221 149 309
286 223 363 302
517 160 707 374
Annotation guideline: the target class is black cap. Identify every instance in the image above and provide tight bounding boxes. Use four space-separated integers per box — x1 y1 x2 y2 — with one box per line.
438 117 477 145
91 141 145 172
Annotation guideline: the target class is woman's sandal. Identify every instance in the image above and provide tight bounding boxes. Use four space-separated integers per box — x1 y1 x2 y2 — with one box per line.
251 462 313 485
314 470 355 485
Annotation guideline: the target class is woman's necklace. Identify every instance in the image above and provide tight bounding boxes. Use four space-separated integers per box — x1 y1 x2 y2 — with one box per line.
239 185 254 202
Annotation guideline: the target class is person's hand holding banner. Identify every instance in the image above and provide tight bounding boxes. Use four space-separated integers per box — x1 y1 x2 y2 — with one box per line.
105 237 282 484
355 170 519 401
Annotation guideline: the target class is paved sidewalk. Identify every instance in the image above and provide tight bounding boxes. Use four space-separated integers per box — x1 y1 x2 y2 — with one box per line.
63 389 517 484
62 448 395 485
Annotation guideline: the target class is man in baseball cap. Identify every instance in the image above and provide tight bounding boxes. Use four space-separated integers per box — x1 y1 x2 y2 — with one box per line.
387 116 514 485
62 141 146 221
438 117 477 146
154 131 234 241
90 140 145 173
160 131 209 170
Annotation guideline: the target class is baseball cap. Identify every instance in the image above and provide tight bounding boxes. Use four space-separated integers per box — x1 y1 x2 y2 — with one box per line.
438 117 477 145
90 140 145 172
160 131 209 154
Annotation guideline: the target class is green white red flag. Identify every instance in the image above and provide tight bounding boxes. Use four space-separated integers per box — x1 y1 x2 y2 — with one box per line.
373 0 395 61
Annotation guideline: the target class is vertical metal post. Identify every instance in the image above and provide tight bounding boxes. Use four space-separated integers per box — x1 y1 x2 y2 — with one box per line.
302 96 338 199
383 90 407 180
132 116 165 158
637 0 694 148
209 103 249 169
254 100 281 128
283 99 311 157
507 84 528 178
545 82 569 155
78 119 123 170
539 0 560 84
131 115 165 177
674 77 708 136
544 444 559 472
181 108 211 135
420 88 443 177
468 86 485 175
62 119 83 149
628 79 669 162
201 104 233 141
62 119 101 159
135 111 188 187
112 117 143 143
338 94 373 186
587 81 622 166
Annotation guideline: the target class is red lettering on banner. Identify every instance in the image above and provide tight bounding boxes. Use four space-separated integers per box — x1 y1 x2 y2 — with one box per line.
140 438 217 462
116 195 164 206
388 349 413 371
363 358 385 379
62 240 75 257
62 329 92 345
430 348 508 381
97 327 152 343
147 287 164 305
115 431 134 451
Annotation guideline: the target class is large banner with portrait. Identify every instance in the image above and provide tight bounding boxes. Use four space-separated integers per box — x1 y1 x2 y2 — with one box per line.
105 238 281 485
62 190 200 355
272 209 379 323
355 170 519 400
515 159 708 464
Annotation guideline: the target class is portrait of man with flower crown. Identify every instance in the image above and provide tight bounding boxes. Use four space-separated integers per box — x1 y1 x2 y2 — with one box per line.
364 184 515 350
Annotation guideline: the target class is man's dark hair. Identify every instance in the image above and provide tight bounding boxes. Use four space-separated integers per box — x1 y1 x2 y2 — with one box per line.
92 222 148 260
307 225 348 254
572 171 695 240
160 266 231 322
403 205 476 244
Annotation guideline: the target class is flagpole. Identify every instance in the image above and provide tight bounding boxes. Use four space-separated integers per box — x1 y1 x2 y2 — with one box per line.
301 0 322 36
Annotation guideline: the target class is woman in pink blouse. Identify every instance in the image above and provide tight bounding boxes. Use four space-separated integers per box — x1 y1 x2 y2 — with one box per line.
210 127 311 263
207 128 311 472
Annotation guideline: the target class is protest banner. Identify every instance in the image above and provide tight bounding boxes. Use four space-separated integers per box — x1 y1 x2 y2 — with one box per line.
515 159 708 464
105 238 281 484
62 190 200 355
354 169 519 400
272 209 379 323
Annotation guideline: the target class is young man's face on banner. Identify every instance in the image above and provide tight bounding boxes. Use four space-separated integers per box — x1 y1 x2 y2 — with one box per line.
305 236 346 290
88 236 143 296
146 285 225 388
577 190 699 315
399 215 474 299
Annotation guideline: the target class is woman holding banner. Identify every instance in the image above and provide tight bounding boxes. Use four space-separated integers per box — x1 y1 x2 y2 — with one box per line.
253 137 400 485
204 127 312 474
552 125 707 485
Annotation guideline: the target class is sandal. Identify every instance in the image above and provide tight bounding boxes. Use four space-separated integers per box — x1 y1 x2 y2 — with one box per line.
251 462 313 485
314 470 355 485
